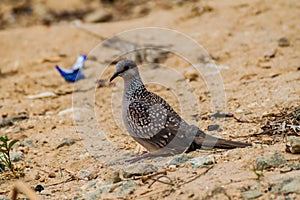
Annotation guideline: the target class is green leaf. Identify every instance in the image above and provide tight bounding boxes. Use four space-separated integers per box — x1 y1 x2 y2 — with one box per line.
8 139 19 151
0 136 8 143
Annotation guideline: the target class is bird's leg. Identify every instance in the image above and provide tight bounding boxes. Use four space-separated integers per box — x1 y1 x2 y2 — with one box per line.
126 152 152 163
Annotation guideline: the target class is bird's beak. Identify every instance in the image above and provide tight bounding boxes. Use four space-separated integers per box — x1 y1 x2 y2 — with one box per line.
109 72 119 82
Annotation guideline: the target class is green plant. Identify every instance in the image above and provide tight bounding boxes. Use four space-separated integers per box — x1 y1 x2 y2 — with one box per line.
0 135 19 174
250 164 265 180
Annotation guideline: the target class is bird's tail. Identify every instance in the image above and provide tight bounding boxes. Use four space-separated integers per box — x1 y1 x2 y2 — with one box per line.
188 130 251 151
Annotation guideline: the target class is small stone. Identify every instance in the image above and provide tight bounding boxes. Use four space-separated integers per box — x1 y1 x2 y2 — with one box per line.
20 140 36 148
106 171 122 184
133 5 150 16
78 169 94 180
278 37 290 47
168 155 193 166
40 189 51 196
263 49 276 60
184 68 199 81
289 163 300 170
17 110 27 115
10 151 24 162
34 172 40 180
210 112 233 118
123 163 158 178
34 184 44 192
58 108 82 116
188 155 215 168
242 190 263 199
56 138 75 149
48 172 56 178
81 180 99 190
84 10 113 23
286 136 300 154
117 180 138 196
0 118 14 128
63 186 71 192
83 182 124 199
256 152 286 170
280 166 292 173
258 62 272 69
207 124 220 131
27 92 57 99
271 178 300 195
281 178 300 194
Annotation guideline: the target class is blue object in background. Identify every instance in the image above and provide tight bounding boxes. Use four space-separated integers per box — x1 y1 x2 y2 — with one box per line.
56 55 87 82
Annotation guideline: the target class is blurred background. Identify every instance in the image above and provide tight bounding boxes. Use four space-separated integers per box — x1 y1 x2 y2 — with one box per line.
0 0 299 199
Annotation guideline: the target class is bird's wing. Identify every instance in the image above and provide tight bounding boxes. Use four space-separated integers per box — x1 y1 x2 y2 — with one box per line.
126 98 180 139
127 97 196 153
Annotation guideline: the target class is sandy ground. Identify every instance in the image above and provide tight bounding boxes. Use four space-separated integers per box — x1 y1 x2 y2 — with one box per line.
0 0 299 199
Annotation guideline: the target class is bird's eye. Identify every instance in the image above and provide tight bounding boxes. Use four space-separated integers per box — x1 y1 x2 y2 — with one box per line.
124 66 129 71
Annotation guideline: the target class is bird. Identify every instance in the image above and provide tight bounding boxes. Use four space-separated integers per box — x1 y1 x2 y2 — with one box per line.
55 55 87 82
110 60 251 160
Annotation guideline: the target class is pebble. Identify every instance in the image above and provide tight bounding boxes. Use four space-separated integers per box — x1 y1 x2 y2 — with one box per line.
263 48 276 60
20 140 36 148
117 180 138 196
289 163 300 170
123 163 158 178
78 169 94 180
256 152 286 170
207 124 220 131
48 172 56 178
27 92 56 99
281 178 300 194
188 155 215 168
34 184 44 192
58 108 82 116
84 10 112 23
83 183 121 199
286 136 300 154
40 189 51 196
81 180 99 190
278 37 290 47
271 178 300 195
106 171 121 184
258 62 272 69
242 190 263 199
168 155 193 166
184 68 199 81
0 118 14 127
56 138 75 149
10 151 24 162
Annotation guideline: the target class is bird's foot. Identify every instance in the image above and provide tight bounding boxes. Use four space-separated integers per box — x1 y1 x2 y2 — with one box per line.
126 152 152 163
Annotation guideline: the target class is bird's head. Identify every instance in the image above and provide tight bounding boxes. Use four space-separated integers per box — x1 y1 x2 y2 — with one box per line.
110 60 139 82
